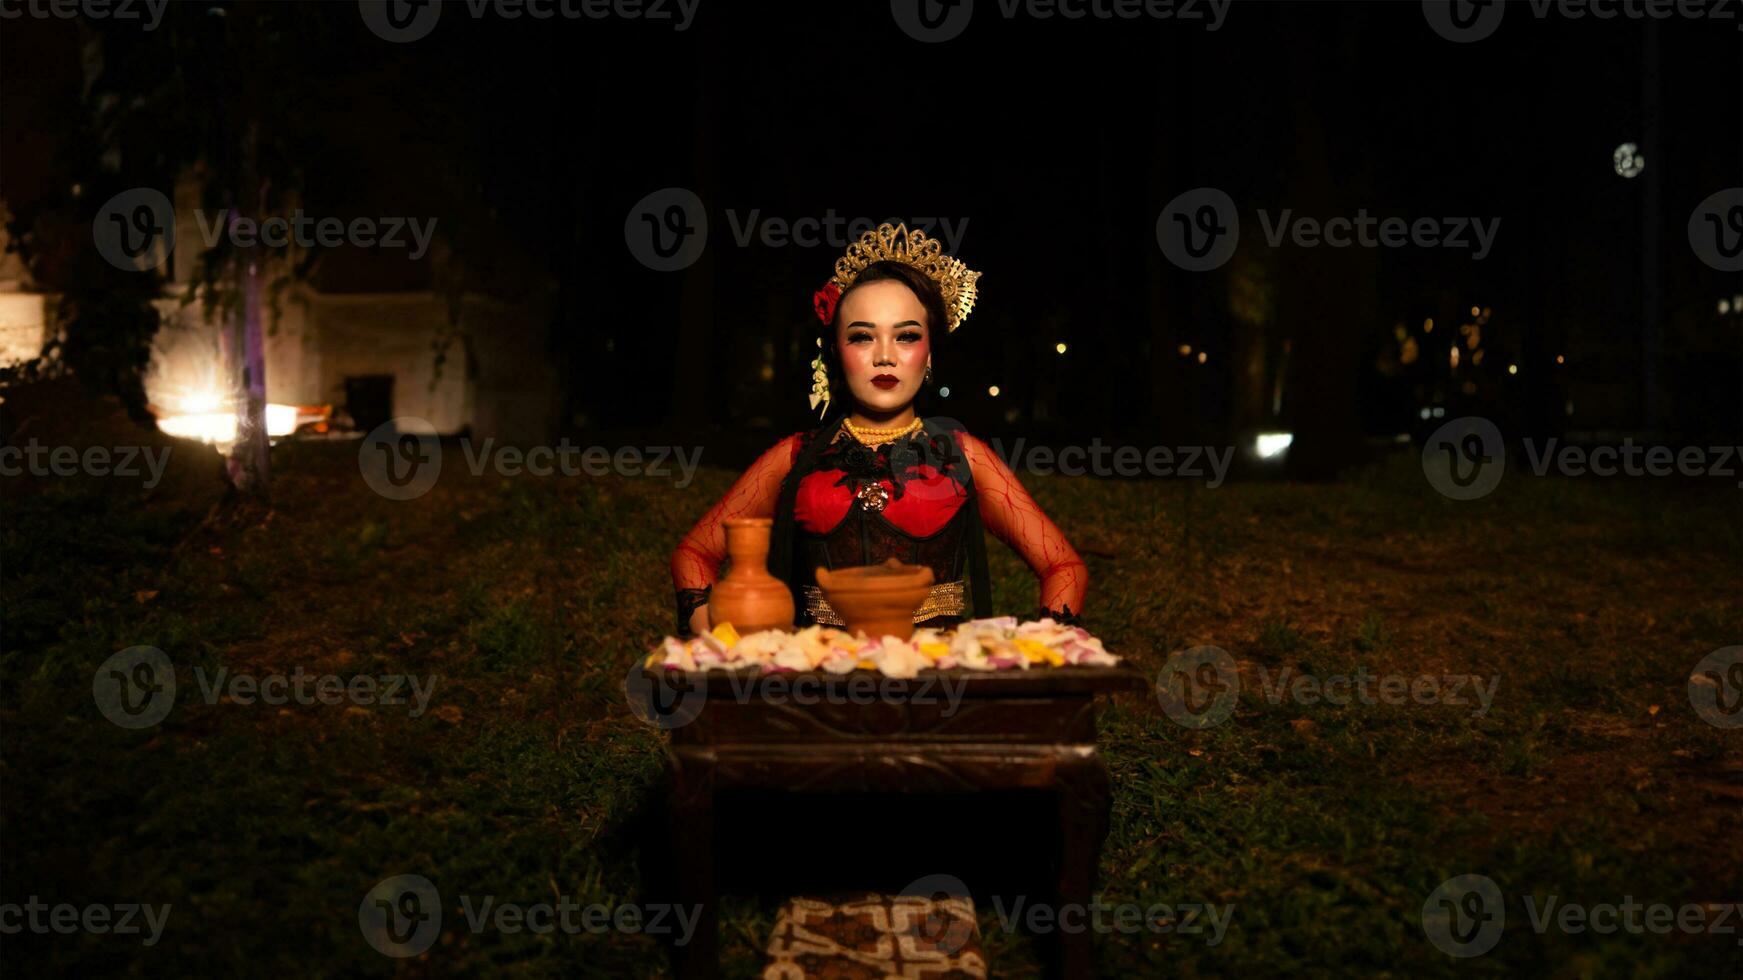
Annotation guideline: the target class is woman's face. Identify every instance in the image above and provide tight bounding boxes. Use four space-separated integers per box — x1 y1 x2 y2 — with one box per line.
834 279 932 415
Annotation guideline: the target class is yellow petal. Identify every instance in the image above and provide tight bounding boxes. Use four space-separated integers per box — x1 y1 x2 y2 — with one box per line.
919 642 950 661
711 622 741 647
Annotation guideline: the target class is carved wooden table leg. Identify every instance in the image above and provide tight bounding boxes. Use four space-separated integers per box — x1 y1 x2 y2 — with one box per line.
1053 748 1112 979
669 748 717 980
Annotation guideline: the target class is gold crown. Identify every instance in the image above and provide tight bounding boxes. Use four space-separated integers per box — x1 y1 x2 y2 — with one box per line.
830 223 981 332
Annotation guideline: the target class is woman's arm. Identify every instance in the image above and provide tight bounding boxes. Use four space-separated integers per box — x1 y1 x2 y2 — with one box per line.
670 434 802 635
960 433 1089 622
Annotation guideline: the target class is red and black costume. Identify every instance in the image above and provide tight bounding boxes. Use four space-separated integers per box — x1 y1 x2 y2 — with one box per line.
671 416 1088 636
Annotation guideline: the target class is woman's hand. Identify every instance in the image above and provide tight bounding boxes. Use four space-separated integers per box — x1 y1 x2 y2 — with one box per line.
688 605 711 638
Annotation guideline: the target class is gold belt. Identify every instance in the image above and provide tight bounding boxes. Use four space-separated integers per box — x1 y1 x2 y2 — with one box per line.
802 580 966 627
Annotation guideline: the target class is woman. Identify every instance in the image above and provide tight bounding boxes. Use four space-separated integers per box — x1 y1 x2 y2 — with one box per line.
669 223 1087 637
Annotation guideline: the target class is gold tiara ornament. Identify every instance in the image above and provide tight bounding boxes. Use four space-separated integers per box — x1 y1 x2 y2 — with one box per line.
807 222 980 417
829 222 981 333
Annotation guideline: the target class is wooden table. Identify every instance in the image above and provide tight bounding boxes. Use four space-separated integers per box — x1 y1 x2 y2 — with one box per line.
642 665 1148 979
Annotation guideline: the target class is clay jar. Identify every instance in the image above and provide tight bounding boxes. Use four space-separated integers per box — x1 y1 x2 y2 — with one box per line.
707 518 796 633
814 558 935 641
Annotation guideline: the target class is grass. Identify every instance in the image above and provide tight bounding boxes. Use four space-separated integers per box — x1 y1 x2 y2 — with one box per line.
2 439 1739 977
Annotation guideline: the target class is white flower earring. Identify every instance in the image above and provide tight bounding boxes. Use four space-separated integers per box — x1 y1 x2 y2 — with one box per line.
808 337 830 417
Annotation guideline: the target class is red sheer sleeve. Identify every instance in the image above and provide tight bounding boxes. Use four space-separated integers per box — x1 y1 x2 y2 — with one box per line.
960 433 1089 620
670 434 802 631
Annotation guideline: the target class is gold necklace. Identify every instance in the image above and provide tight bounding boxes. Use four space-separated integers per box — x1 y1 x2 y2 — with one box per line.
843 416 922 446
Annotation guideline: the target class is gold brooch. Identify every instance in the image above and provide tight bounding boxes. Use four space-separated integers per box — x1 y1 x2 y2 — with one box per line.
854 483 890 513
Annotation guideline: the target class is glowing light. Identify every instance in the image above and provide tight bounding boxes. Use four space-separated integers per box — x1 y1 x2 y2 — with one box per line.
1555 354 1565 364
1612 142 1644 178
1055 342 1068 354
1508 364 1518 375
1449 346 1460 369
1196 351 1208 364
1423 318 1434 333
155 396 306 445
1254 432 1293 459
1721 299 1731 315
939 386 950 397
1470 306 1480 317
1419 408 1431 420
1178 344 1193 356
988 385 1001 397
1432 407 1445 418
1472 349 1485 365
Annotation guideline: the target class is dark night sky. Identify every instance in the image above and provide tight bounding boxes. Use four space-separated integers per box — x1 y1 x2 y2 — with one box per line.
3 1 1739 447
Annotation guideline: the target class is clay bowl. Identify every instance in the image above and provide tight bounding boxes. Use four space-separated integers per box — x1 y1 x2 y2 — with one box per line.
814 558 935 640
